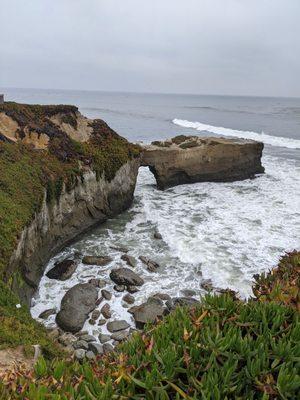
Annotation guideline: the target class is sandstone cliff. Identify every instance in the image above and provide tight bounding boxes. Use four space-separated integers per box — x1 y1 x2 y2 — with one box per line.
141 135 264 189
0 102 140 304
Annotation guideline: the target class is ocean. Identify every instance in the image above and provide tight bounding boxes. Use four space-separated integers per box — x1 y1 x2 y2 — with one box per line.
2 88 300 335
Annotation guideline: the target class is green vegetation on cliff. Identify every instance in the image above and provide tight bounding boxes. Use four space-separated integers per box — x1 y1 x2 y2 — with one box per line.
0 102 140 355
1 253 299 399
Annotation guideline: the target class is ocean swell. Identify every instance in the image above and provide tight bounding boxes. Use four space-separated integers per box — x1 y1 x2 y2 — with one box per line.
172 119 300 149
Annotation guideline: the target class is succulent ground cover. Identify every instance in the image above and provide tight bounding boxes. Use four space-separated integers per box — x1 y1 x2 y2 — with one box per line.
0 252 299 399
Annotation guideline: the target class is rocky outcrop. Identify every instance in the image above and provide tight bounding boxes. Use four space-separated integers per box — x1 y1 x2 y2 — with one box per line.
141 135 264 189
8 159 139 304
56 283 98 333
110 268 144 287
129 297 165 329
46 258 79 281
0 102 140 305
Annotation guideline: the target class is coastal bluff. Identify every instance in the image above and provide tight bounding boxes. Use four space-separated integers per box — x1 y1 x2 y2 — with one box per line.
141 135 264 189
0 102 140 304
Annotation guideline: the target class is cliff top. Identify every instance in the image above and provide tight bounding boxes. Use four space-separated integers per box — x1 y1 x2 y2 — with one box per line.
149 134 262 150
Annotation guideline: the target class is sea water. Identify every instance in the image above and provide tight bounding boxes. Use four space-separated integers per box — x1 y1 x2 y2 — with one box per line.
2 88 299 336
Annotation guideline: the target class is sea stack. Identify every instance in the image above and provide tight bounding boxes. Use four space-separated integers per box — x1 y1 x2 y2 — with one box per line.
141 135 264 189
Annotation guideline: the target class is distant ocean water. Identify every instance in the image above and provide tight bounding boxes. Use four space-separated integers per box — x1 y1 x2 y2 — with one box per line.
2 88 299 337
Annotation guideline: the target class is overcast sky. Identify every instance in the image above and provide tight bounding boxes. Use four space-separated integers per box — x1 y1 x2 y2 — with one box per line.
1 0 299 97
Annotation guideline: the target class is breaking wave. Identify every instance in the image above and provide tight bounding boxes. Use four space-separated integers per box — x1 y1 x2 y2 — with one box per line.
173 119 300 149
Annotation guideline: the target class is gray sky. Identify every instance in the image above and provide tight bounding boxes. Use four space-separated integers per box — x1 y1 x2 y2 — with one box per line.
1 0 300 97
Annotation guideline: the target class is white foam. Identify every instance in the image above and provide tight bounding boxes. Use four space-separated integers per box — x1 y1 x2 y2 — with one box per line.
31 155 300 342
173 118 300 149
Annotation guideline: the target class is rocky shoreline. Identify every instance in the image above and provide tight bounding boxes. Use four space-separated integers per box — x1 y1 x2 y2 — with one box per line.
37 243 226 361
0 101 265 363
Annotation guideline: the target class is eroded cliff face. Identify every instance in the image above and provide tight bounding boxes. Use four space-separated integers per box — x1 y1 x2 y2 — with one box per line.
9 160 139 305
141 135 264 189
0 102 141 305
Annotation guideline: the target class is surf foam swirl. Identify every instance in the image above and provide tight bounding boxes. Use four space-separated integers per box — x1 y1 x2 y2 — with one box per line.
173 119 300 149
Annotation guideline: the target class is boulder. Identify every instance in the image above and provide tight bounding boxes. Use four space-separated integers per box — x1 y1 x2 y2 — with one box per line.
79 334 96 343
110 268 144 286
127 285 139 293
46 259 78 280
129 298 165 329
91 310 101 320
56 283 98 333
38 308 56 319
154 231 162 239
173 297 200 308
111 330 129 341
123 293 135 304
88 342 103 355
114 284 125 292
110 245 129 253
107 320 130 332
99 333 111 344
73 340 89 350
121 254 137 268
82 255 113 266
101 289 112 300
141 136 264 189
74 349 86 360
139 256 160 272
101 303 111 319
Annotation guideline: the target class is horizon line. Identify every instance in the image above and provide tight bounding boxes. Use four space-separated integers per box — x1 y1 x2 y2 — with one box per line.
1 85 300 101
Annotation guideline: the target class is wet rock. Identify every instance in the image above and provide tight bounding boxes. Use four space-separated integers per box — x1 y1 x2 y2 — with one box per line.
74 349 86 360
107 320 130 332
73 340 89 350
147 296 164 306
129 299 165 329
201 279 213 291
89 319 96 325
99 333 111 344
80 335 96 342
101 289 112 300
114 285 125 292
56 283 98 333
86 351 96 360
101 303 111 319
127 285 139 293
82 255 113 266
91 310 101 320
152 293 171 301
173 297 200 308
110 330 129 342
112 340 119 347
154 231 162 239
110 268 144 286
110 245 129 253
46 259 79 281
181 289 197 297
95 297 104 306
138 256 160 272
76 330 89 337
121 254 137 268
123 293 135 304
98 319 106 326
38 308 56 319
88 342 103 355
103 343 114 354
88 278 106 288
